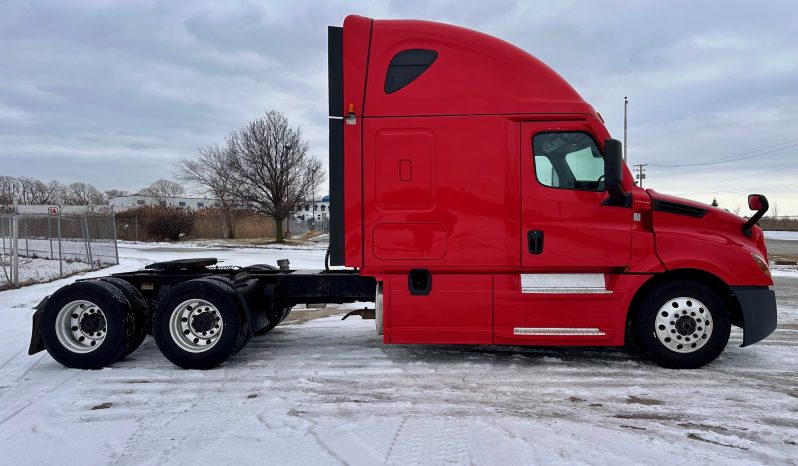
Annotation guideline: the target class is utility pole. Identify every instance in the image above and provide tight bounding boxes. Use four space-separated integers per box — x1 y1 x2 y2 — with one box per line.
623 96 628 162
633 163 647 187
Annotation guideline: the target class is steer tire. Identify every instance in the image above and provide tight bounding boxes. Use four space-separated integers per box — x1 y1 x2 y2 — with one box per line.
97 277 150 357
40 280 134 369
634 280 730 369
153 278 244 369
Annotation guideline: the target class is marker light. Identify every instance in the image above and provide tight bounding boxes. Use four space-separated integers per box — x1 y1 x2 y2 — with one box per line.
751 253 771 279
345 103 357 125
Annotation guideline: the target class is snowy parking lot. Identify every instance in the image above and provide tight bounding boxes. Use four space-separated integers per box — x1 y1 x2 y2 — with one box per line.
0 240 796 464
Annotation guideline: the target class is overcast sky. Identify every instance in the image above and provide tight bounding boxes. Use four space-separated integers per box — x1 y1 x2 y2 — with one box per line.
2 0 796 213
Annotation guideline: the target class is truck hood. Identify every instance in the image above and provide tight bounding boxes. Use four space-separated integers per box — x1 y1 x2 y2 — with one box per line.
647 189 768 259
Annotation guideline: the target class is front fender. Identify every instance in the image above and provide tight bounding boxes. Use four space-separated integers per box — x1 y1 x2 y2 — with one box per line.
655 233 771 286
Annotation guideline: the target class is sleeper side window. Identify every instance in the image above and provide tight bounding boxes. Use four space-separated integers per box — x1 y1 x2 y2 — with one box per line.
384 49 438 94
533 132 605 191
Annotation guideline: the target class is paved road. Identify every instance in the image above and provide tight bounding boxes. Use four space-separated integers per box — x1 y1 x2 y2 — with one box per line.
766 239 798 257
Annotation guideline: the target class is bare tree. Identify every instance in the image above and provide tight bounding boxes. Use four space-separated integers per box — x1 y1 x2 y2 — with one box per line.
16 177 38 204
64 182 105 205
104 189 130 201
178 144 237 239
138 179 185 199
0 176 20 207
23 178 64 204
40 180 65 204
771 202 780 219
227 110 325 242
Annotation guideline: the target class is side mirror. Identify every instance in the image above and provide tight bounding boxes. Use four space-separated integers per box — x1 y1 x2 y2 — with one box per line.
603 138 626 204
748 194 766 211
742 194 769 237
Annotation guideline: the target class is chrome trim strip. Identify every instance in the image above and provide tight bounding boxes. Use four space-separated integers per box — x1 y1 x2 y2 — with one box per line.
521 288 612 294
513 327 606 336
520 273 611 294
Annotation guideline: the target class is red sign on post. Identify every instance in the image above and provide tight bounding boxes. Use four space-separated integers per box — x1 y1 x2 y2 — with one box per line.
48 206 59 216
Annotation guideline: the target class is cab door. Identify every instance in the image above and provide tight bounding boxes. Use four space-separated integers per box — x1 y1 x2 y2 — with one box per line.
520 120 632 271
492 120 633 345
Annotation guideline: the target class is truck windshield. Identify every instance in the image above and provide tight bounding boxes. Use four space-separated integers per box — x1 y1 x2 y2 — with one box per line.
533 132 605 191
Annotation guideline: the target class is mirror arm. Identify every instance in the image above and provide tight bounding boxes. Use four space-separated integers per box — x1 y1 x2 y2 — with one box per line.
742 195 769 237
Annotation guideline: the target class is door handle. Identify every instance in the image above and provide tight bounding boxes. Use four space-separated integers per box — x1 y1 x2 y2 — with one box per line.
528 230 544 255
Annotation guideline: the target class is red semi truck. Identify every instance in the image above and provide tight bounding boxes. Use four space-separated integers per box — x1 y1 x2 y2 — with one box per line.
28 15 776 370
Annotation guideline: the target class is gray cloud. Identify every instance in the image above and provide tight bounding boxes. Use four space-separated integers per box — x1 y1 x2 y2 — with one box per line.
1 0 796 212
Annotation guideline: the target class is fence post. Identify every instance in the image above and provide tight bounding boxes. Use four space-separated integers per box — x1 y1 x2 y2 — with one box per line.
83 213 94 269
48 215 54 259
57 208 63 278
23 215 28 257
11 214 19 287
111 207 119 265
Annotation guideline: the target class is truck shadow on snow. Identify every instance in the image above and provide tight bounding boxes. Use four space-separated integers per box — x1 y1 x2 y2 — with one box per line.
103 319 759 372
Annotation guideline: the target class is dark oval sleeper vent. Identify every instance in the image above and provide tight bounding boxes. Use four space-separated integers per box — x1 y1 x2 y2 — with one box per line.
384 49 438 94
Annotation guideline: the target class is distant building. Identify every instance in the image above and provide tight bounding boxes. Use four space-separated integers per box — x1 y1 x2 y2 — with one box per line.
294 195 330 221
109 196 219 212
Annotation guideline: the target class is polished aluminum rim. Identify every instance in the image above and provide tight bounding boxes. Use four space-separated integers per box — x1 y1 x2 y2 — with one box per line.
169 299 223 353
55 300 107 353
655 297 713 353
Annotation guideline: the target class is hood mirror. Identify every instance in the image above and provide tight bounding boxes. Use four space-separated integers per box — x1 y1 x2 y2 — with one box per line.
748 194 765 211
743 194 769 237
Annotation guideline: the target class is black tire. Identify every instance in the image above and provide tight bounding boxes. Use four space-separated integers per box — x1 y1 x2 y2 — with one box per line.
246 264 289 336
40 280 135 369
97 277 150 357
201 276 251 354
153 277 244 369
278 306 292 323
253 306 292 335
634 280 731 369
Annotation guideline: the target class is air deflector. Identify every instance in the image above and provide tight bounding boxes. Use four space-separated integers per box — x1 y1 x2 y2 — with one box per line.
328 25 345 265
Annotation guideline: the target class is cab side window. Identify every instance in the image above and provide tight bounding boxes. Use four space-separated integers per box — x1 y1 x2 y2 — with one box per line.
533 132 605 191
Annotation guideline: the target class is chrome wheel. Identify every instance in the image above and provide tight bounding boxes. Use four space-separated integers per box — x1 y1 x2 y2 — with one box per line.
168 299 223 353
55 300 107 353
654 296 713 353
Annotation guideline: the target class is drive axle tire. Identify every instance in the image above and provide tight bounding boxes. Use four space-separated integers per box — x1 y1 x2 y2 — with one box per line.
40 280 135 369
247 264 291 336
254 306 292 335
635 280 730 369
97 277 150 357
153 278 244 369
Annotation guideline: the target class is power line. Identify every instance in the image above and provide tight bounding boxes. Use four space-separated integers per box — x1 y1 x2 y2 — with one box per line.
671 182 798 196
649 137 798 168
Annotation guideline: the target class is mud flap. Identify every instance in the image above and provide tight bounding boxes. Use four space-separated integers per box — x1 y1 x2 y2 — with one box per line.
342 308 375 320
28 296 49 355
731 287 778 347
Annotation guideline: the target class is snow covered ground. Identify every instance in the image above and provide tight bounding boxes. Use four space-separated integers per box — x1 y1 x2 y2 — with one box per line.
10 256 94 285
764 230 798 241
0 242 796 464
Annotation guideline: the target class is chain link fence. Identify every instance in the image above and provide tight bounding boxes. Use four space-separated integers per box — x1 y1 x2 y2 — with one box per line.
290 217 328 235
0 206 118 290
